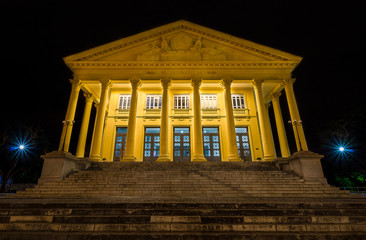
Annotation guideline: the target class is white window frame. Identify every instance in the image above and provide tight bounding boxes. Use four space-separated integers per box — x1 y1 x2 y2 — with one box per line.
118 95 131 109
201 94 217 109
231 94 245 109
146 95 162 109
174 95 190 109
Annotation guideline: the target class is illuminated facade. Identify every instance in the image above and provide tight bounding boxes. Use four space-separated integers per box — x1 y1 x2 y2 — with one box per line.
59 20 307 162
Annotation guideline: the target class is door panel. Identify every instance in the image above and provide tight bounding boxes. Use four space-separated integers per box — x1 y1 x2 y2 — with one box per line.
113 127 127 161
236 127 251 161
173 127 190 162
203 127 221 162
143 127 160 162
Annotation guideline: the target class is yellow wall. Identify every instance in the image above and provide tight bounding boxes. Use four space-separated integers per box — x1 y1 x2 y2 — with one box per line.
101 85 263 162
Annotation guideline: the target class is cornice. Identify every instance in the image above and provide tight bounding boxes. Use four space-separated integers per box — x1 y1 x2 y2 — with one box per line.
64 21 302 63
66 61 298 69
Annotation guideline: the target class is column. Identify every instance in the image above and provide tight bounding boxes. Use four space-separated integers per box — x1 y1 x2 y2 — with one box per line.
191 79 206 162
76 93 93 158
157 78 171 162
89 102 99 157
90 79 111 160
122 79 141 162
270 92 290 157
251 79 276 160
221 79 242 161
283 78 308 151
58 79 81 152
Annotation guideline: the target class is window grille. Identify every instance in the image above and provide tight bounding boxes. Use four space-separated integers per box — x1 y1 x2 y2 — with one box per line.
119 95 131 109
201 94 217 109
146 95 162 109
231 94 245 109
174 95 190 109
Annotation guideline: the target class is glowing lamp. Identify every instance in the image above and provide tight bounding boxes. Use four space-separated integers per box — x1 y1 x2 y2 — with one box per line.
19 144 25 150
339 147 345 152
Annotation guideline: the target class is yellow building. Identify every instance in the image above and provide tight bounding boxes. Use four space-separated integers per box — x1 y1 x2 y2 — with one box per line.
58 20 308 163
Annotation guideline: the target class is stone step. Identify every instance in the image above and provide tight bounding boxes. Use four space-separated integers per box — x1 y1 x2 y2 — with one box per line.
3 204 366 215
3 215 365 224
30 186 344 192
1 222 366 232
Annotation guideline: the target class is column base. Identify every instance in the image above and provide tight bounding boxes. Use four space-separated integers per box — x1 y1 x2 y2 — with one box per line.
157 155 171 162
227 156 243 162
89 155 102 162
263 155 276 161
192 156 207 162
121 155 137 162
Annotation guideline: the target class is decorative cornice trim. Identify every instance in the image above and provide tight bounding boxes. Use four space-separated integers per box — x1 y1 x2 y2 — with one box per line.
67 61 298 69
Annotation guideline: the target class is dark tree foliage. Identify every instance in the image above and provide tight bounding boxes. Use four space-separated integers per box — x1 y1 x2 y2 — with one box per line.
0 124 51 192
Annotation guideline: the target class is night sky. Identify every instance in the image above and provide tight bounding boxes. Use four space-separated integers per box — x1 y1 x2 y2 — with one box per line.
1 2 364 156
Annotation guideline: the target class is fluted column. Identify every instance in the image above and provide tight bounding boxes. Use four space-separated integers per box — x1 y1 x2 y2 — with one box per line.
90 79 112 160
283 78 308 151
191 79 206 162
221 79 242 161
76 93 93 158
122 79 141 162
58 79 81 152
251 79 276 160
157 78 171 162
270 92 290 157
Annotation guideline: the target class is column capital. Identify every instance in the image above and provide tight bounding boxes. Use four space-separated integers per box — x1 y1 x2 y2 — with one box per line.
130 78 142 90
221 78 233 89
69 79 81 89
250 79 264 89
100 79 112 89
83 93 94 103
191 78 202 89
265 102 271 110
270 91 282 101
282 78 296 87
161 78 171 89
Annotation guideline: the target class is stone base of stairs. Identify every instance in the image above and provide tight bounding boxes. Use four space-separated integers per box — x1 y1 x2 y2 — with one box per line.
1 161 365 239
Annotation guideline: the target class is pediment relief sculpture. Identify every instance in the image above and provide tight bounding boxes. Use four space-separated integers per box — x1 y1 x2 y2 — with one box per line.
137 33 226 61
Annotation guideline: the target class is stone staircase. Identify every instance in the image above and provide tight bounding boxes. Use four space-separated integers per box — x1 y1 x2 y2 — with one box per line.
6 162 354 199
1 162 365 239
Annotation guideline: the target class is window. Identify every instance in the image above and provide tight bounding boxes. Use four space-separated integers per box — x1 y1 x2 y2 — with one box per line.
174 95 190 109
146 95 162 109
119 95 131 109
201 94 217 109
231 94 245 109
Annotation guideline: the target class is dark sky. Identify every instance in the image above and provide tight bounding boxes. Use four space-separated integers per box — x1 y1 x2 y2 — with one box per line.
0 1 364 154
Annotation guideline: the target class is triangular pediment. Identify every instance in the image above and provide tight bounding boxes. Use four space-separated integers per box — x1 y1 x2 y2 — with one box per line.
64 20 302 64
